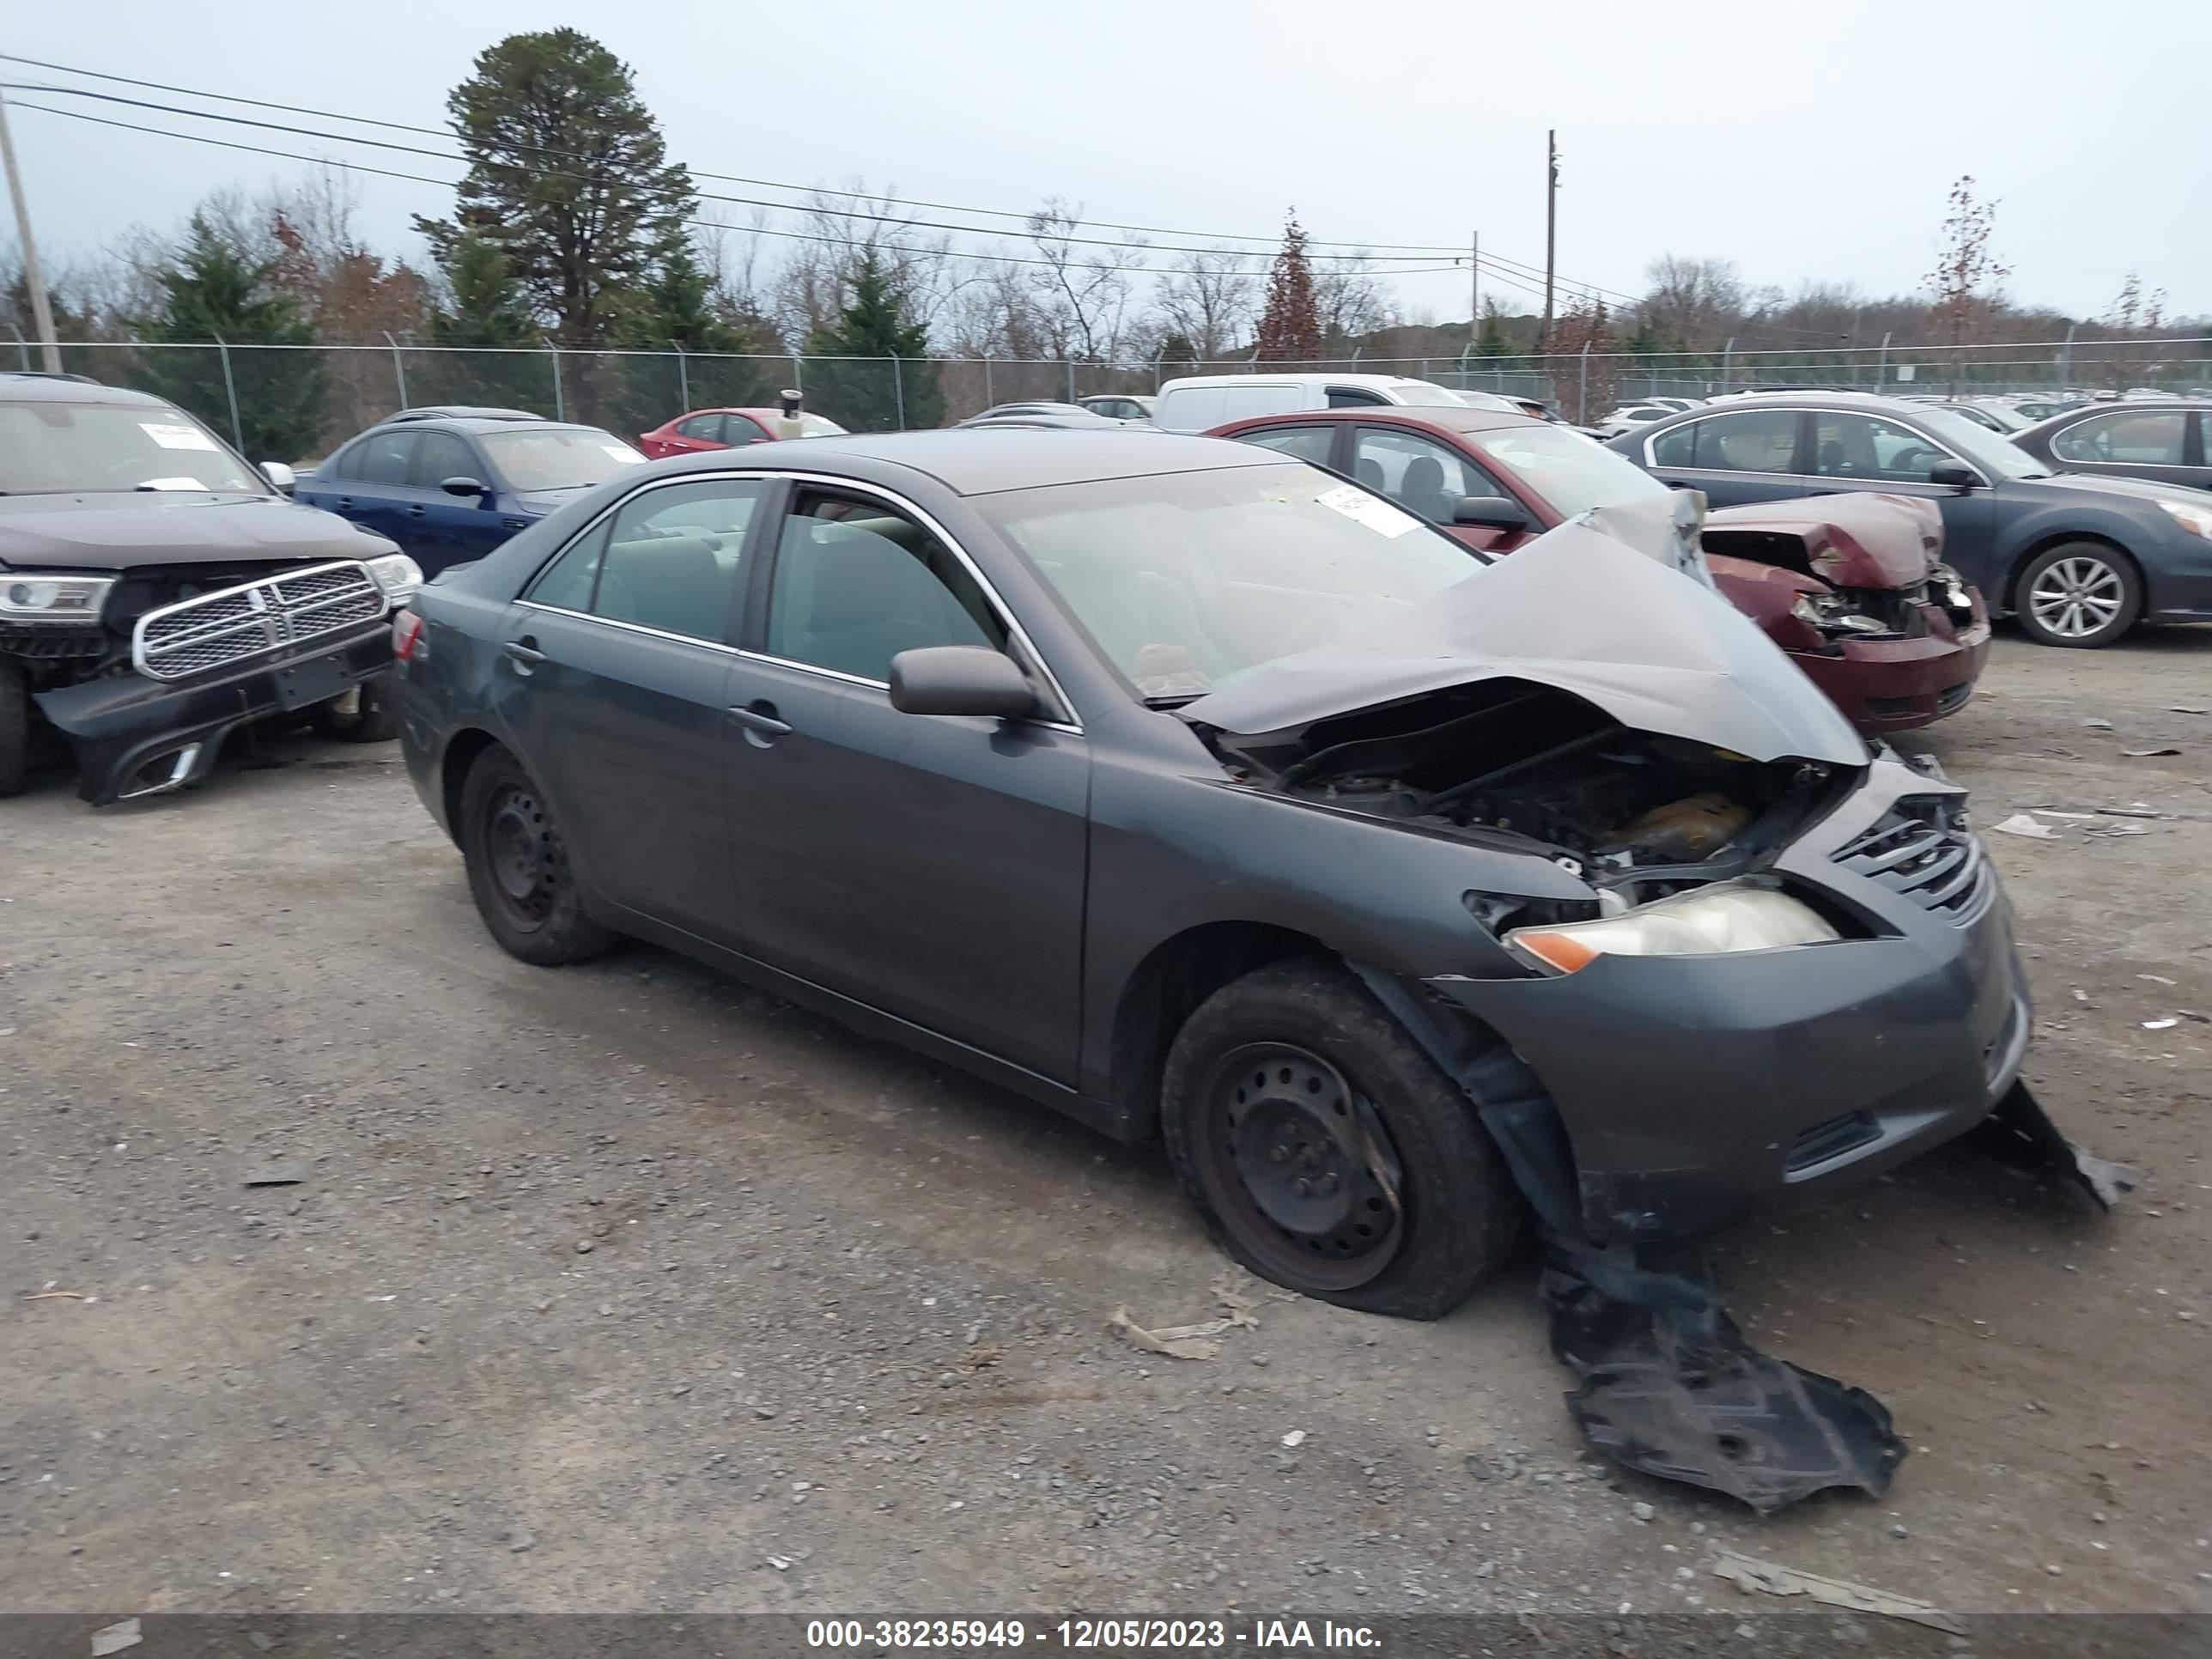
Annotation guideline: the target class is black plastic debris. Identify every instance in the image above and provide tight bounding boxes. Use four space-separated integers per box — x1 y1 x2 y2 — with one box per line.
1982 1080 2140 1210
1540 1241 1905 1514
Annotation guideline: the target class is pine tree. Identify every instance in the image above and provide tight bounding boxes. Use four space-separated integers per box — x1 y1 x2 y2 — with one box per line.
1474 300 1510 359
134 215 326 462
803 253 941 432
414 230 549 410
1254 213 1322 364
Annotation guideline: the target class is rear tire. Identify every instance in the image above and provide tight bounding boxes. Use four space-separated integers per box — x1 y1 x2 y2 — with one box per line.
2014 542 2142 647
1160 959 1524 1320
0 659 27 799
459 744 616 966
313 669 401 744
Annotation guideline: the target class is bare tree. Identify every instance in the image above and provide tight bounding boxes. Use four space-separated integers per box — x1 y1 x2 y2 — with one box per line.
1924 175 2010 386
1022 198 1146 363
1149 246 1256 360
769 179 963 345
1313 247 1394 353
2100 271 2170 390
1637 255 1745 350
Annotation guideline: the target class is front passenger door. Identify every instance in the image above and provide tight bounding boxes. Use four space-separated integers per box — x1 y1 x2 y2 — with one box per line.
721 489 1089 1083
1350 425 1529 550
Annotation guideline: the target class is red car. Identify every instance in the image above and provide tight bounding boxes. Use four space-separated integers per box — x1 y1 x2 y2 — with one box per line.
637 406 848 458
1209 406 1989 733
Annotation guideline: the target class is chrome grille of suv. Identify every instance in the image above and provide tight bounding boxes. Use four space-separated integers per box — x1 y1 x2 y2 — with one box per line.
1832 796 1991 921
133 561 387 682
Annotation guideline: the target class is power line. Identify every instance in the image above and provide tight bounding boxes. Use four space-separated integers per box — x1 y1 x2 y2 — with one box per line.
7 100 1473 280
0 52 1487 258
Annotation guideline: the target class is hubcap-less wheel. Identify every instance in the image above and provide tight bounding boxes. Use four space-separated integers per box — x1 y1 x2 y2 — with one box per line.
2027 554 2125 641
484 782 562 927
1194 1042 1404 1291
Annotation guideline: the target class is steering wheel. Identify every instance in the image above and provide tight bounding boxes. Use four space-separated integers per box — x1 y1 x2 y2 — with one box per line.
1887 445 1944 477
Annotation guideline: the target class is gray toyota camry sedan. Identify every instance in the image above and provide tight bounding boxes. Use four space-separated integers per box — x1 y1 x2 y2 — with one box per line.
391 430 2031 1319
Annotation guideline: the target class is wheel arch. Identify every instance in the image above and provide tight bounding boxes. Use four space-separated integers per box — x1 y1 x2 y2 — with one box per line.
438 726 502 846
2002 528 2141 614
1109 921 1336 1140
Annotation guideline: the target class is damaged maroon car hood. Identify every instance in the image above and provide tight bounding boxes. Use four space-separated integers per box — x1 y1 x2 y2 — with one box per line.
1179 514 1869 767
1702 493 1942 588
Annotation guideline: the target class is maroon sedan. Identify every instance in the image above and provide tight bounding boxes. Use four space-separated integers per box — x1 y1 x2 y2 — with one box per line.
638 406 848 458
1209 406 1989 733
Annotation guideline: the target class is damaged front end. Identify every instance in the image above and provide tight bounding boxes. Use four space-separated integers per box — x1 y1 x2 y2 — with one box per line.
1178 512 2126 1512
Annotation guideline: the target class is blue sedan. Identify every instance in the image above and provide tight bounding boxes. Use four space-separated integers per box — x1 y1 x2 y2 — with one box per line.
297 416 647 576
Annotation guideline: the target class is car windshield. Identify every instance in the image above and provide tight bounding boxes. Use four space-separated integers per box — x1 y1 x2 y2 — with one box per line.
1964 402 2029 431
478 427 647 491
1469 424 1673 517
1389 382 1468 407
1909 406 2051 478
976 461 1480 699
0 398 265 495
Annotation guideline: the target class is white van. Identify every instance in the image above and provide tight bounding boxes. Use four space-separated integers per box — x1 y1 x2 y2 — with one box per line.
1152 373 1470 434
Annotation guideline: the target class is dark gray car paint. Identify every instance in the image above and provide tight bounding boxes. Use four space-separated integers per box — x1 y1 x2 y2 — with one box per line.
1607 397 2212 621
397 433 2031 1243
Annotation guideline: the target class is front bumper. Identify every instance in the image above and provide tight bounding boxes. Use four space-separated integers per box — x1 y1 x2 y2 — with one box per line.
33 622 392 805
1437 769 2028 1243
1793 609 1990 734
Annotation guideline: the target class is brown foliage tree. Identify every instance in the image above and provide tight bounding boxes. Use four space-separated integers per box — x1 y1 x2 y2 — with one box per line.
1254 212 1322 364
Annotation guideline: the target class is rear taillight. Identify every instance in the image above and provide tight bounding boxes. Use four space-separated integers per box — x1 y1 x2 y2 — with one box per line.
392 609 425 661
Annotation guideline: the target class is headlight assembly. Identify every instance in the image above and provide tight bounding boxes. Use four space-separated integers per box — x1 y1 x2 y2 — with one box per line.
1790 591 1893 637
0 573 114 623
2158 500 2212 539
364 553 423 605
1504 879 1840 974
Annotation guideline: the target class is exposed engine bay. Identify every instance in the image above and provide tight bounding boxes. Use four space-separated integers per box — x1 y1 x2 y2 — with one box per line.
1201 678 1850 909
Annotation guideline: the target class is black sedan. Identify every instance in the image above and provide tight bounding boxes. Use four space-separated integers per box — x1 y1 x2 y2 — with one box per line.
2010 400 2212 495
1607 392 2212 646
392 430 2034 1320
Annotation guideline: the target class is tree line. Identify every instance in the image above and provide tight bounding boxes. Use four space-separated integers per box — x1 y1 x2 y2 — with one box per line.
2 32 2200 451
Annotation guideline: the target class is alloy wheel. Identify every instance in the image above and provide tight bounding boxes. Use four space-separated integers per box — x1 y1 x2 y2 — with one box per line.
2027 555 2125 641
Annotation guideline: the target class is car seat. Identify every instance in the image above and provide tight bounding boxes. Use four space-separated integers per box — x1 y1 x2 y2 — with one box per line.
1399 454 1454 522
598 534 730 638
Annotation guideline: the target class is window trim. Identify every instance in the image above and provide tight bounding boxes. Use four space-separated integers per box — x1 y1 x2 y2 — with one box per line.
1641 408 1807 477
517 467 1082 734
2050 409 2191 469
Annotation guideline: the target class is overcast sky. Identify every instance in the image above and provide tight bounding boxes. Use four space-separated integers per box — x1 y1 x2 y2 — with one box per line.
6 0 2208 326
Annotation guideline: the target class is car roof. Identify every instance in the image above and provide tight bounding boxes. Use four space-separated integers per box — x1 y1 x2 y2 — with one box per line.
0 372 166 405
354 417 613 440
374 405 546 423
1654 390 1960 420
1158 372 1447 392
649 428 1280 495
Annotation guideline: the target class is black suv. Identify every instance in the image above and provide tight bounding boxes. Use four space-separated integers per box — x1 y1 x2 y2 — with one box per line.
0 374 422 803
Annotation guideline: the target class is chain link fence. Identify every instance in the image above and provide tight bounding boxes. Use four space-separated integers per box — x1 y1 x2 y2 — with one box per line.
15 334 2212 459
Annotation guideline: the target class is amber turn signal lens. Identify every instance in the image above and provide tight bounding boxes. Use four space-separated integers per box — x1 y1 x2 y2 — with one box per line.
1508 931 1601 973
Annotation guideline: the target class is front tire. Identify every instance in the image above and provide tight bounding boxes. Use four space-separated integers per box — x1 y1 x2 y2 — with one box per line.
2014 542 2142 647
459 744 615 965
0 659 27 798
1160 960 1524 1320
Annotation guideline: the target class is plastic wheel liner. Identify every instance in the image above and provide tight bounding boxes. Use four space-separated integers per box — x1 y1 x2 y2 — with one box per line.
1354 967 2136 1515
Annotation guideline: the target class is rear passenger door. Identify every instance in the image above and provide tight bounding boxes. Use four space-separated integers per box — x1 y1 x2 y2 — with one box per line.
2049 410 2198 489
1643 407 1811 507
720 486 1088 1084
494 476 769 940
339 428 421 552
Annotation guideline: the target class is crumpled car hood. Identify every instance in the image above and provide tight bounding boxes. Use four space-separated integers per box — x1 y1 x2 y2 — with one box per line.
1702 493 1942 589
1179 509 1869 766
0 492 398 569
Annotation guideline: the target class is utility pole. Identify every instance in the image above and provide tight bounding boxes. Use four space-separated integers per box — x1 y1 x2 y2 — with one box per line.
1468 230 1480 345
0 90 63 374
1541 130 1559 349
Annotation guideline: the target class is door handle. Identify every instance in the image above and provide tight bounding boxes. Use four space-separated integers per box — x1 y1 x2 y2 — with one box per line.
726 702 792 743
501 640 548 672
406 504 427 519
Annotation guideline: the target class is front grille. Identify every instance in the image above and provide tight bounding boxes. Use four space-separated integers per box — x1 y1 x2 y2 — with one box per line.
1832 795 1992 921
1786 1110 1880 1172
133 560 387 682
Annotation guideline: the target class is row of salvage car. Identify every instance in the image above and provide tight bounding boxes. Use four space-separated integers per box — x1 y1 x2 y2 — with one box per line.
0 368 2137 1510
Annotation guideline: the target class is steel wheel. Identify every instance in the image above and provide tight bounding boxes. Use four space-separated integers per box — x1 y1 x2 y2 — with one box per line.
483 781 564 931
2027 554 2127 641
1189 1041 1405 1292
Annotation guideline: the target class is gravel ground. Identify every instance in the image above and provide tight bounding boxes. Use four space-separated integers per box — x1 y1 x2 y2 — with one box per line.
3 629 2209 1622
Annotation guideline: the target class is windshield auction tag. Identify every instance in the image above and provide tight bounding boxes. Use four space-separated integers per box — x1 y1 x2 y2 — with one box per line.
1316 482 1420 538
603 446 645 464
141 422 219 451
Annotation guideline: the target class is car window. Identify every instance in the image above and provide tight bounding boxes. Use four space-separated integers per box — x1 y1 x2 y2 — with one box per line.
478 427 647 491
1351 428 1498 522
2052 411 2187 466
1235 425 1337 466
321 441 361 482
1469 425 1670 517
1326 388 1388 408
676 414 724 441
528 479 763 641
409 431 478 489
1668 409 1799 472
360 430 415 486
1811 413 1957 483
726 415 769 443
764 495 1005 684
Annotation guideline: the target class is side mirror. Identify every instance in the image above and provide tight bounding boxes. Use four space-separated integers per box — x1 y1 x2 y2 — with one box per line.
888 645 1039 720
1928 462 1981 491
1452 494 1534 531
441 476 490 499
259 460 296 494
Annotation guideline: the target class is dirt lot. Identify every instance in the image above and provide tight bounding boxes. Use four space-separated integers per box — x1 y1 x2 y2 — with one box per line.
3 629 2209 1624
